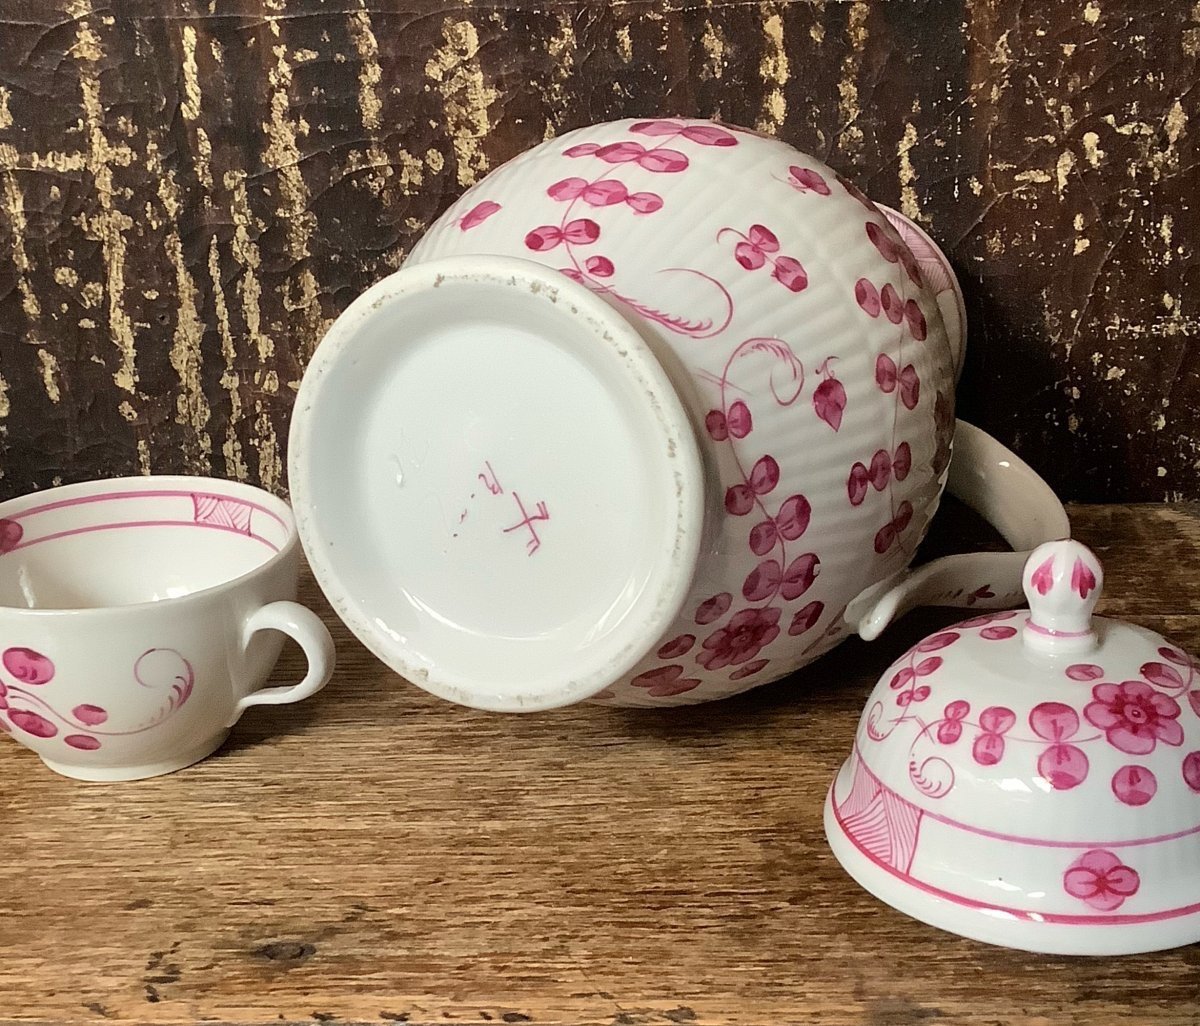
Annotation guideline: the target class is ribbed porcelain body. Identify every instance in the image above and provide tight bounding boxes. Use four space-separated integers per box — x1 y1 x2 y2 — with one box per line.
406 118 963 706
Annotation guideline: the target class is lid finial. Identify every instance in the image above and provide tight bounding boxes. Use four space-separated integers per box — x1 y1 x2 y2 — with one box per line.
1022 539 1103 655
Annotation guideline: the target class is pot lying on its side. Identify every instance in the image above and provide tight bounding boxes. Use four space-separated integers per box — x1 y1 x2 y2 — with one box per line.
288 118 1068 710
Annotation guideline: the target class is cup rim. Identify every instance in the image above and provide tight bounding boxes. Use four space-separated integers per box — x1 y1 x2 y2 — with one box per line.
0 475 298 617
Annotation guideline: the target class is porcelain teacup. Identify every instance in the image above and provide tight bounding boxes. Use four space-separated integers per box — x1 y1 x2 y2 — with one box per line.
0 476 334 780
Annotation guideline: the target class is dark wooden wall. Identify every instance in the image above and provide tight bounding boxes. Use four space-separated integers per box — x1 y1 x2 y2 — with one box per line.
0 0 1196 502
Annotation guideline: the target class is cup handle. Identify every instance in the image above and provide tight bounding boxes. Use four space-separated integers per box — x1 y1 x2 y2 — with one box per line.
845 419 1070 641
229 600 336 723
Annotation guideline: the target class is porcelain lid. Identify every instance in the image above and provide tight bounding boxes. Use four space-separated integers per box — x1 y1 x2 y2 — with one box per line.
855 539 1200 841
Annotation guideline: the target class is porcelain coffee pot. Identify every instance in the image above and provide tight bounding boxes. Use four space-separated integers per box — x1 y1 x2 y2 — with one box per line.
288 118 1069 709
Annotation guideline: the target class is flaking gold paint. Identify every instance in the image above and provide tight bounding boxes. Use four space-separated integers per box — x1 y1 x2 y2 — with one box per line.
541 13 577 137
180 26 213 195
72 13 138 394
37 349 61 404
209 234 249 483
1082 130 1104 166
348 7 397 203
226 170 275 371
897 121 922 221
756 10 788 134
155 149 213 473
700 18 725 79
1 162 41 321
0 87 11 130
836 2 869 160
264 40 324 359
426 19 499 188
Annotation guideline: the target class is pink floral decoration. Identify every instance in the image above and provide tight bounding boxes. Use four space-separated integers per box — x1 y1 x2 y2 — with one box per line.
631 664 700 698
65 735 100 750
458 200 500 231
8 709 56 737
698 607 781 670
1072 556 1098 599
0 518 21 554
1183 751 1200 792
856 279 881 317
904 299 927 340
1063 850 1140 912
937 699 970 744
919 632 961 653
630 121 738 147
1030 701 1089 790
786 166 831 194
973 706 1016 765
72 704 108 726
657 635 696 660
1030 556 1055 595
847 463 869 506
1066 663 1105 682
812 377 846 431
734 224 779 269
695 593 732 626
565 139 690 172
898 364 920 410
1111 765 1157 807
880 284 904 324
729 659 770 681
524 218 600 251
865 221 899 262
722 225 808 292
2 647 54 685
584 255 614 278
1140 661 1184 688
1084 681 1184 755
788 600 824 636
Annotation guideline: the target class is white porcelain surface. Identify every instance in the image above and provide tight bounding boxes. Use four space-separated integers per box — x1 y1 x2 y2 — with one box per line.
0 477 335 780
289 259 702 711
292 117 1067 709
827 539 1200 954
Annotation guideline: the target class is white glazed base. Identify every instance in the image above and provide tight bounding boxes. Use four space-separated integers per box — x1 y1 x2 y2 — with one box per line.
824 789 1200 956
290 256 704 712
39 730 231 782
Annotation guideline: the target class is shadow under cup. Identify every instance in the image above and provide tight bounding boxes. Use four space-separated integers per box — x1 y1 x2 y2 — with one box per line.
0 477 303 781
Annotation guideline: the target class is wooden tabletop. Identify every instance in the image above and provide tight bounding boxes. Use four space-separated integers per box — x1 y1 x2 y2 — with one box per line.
3 503 1199 1026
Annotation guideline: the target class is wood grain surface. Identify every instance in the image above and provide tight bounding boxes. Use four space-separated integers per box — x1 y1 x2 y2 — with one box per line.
2 501 1199 1025
0 0 1197 503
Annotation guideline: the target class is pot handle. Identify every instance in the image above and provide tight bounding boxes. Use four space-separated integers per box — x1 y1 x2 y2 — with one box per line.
844 419 1069 641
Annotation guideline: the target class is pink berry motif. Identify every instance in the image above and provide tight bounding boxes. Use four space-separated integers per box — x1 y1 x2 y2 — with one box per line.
781 165 831 195
1063 850 1140 911
2 647 54 686
865 617 1200 810
0 518 21 555
458 200 501 231
840 620 1197 904
718 223 808 293
0 646 195 753
847 214 936 561
624 325 842 697
534 121 740 340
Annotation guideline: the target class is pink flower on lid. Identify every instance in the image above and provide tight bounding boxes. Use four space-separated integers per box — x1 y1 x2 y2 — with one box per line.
1084 680 1184 755
1063 850 1140 912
